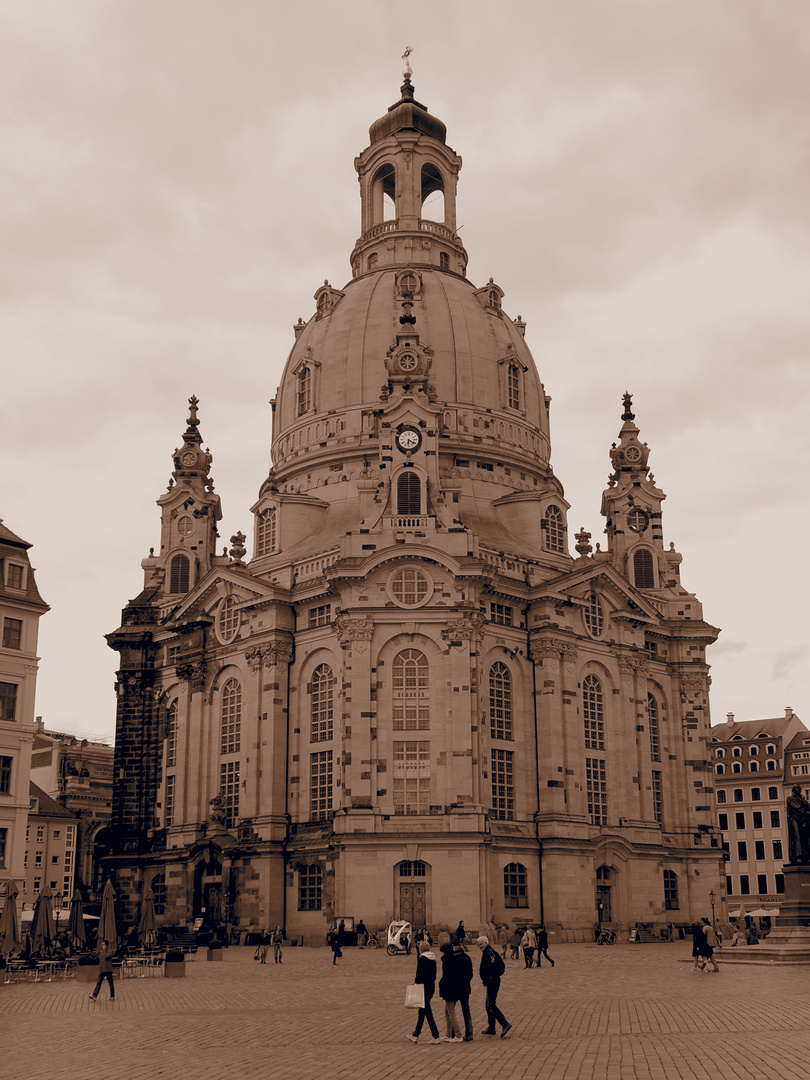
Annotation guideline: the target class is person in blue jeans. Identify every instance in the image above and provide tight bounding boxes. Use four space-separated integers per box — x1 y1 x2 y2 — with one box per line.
407 942 441 1044
89 939 115 1000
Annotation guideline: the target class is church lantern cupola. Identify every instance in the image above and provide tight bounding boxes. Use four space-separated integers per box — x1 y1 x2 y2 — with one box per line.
351 54 467 278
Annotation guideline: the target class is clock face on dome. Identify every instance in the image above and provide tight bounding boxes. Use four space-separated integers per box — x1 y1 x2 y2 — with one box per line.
396 427 422 453
180 451 197 467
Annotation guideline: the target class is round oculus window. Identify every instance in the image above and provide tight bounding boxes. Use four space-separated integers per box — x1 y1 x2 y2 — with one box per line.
624 446 641 462
177 515 194 537
216 597 240 644
389 567 431 607
627 509 649 533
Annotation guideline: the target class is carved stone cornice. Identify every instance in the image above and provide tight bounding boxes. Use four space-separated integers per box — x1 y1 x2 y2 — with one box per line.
176 660 207 693
530 639 562 662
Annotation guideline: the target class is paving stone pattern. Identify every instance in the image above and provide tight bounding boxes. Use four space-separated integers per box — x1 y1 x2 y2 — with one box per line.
2 941 808 1080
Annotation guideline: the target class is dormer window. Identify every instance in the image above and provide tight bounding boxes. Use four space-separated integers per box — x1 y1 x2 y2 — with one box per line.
397 471 421 515
6 563 25 590
543 505 566 553
256 507 277 557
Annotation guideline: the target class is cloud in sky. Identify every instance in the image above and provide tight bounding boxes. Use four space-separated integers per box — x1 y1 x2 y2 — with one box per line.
1 0 808 738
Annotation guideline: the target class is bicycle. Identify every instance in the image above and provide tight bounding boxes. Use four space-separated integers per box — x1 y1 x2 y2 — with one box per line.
365 930 382 949
596 928 616 945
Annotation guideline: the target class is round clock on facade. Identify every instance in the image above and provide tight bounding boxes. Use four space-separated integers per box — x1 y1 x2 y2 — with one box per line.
180 451 197 467
395 427 422 453
624 446 641 462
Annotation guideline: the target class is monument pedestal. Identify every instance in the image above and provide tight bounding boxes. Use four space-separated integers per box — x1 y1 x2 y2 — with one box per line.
722 864 810 965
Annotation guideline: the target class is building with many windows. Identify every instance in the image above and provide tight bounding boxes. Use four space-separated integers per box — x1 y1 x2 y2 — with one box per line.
106 75 723 941
21 782 78 913
29 724 114 905
0 520 49 907
711 709 807 915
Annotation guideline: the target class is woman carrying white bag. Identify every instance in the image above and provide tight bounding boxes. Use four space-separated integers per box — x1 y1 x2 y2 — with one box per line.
406 941 441 1044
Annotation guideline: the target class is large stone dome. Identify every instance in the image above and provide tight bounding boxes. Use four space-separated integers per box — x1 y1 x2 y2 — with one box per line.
271 265 551 479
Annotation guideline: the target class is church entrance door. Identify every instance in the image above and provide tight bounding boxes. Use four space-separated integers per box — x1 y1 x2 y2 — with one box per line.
400 883 426 928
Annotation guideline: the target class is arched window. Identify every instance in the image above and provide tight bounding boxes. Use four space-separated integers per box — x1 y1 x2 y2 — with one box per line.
717 789 727 803
393 650 429 730
732 762 742 773
399 860 427 877
421 163 445 220
507 363 520 410
647 693 660 761
297 366 312 415
217 597 239 644
633 549 655 589
166 700 177 768
169 554 189 593
583 674 604 750
310 664 333 743
221 678 241 754
257 508 277 557
504 862 528 908
766 760 777 771
151 874 166 915
716 763 726 774
750 761 759 772
397 471 421 515
663 869 679 910
584 593 604 637
489 663 512 740
368 252 378 272
544 506 565 553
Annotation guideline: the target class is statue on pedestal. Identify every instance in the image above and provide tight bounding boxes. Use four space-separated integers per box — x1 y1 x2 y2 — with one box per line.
786 785 810 864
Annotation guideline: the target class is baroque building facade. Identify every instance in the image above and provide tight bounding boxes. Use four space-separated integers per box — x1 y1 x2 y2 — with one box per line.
107 77 723 941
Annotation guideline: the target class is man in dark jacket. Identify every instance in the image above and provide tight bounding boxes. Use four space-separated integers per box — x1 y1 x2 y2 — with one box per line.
439 936 474 1041
476 935 511 1037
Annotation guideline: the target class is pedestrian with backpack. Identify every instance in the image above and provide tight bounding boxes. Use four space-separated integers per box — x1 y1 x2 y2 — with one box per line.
476 935 512 1038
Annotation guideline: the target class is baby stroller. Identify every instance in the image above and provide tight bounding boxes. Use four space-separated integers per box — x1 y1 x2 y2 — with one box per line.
386 920 412 956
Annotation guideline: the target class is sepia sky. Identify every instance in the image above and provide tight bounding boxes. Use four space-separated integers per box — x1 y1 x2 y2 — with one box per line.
2 0 808 742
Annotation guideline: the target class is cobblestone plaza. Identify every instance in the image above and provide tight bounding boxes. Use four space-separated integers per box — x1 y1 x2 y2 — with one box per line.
2 941 808 1080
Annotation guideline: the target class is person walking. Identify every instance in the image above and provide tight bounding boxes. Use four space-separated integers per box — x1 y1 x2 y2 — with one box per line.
258 928 270 964
327 925 342 965
407 941 442 1045
536 924 555 967
272 926 283 964
439 937 474 1042
476 935 512 1038
691 922 710 972
356 919 367 949
455 920 468 951
509 927 521 960
700 917 721 972
522 924 537 968
89 939 115 1001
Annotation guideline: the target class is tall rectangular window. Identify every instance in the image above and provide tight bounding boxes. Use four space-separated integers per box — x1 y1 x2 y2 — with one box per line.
219 761 239 828
489 663 512 741
0 755 12 794
651 771 663 824
298 864 322 910
757 874 768 895
771 810 781 828
491 749 514 821
647 695 660 761
586 757 608 826
8 564 24 590
0 827 6 868
773 839 783 860
735 812 745 829
166 701 177 768
393 650 429 730
220 679 241 755
165 775 176 827
393 741 430 816
737 841 748 860
739 874 750 895
310 751 332 820
752 811 763 829
582 676 604 751
754 840 765 861
0 684 17 722
309 605 331 628
2 618 22 650
775 873 785 894
310 665 334 742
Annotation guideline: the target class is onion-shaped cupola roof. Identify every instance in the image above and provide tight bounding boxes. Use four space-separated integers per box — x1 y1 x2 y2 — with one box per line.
368 76 447 146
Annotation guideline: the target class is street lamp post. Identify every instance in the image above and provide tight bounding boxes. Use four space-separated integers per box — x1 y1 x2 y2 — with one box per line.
709 890 716 929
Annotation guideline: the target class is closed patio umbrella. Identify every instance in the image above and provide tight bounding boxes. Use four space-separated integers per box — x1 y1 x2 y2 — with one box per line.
138 887 156 943
67 888 87 950
30 888 56 955
0 879 20 956
99 879 119 950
